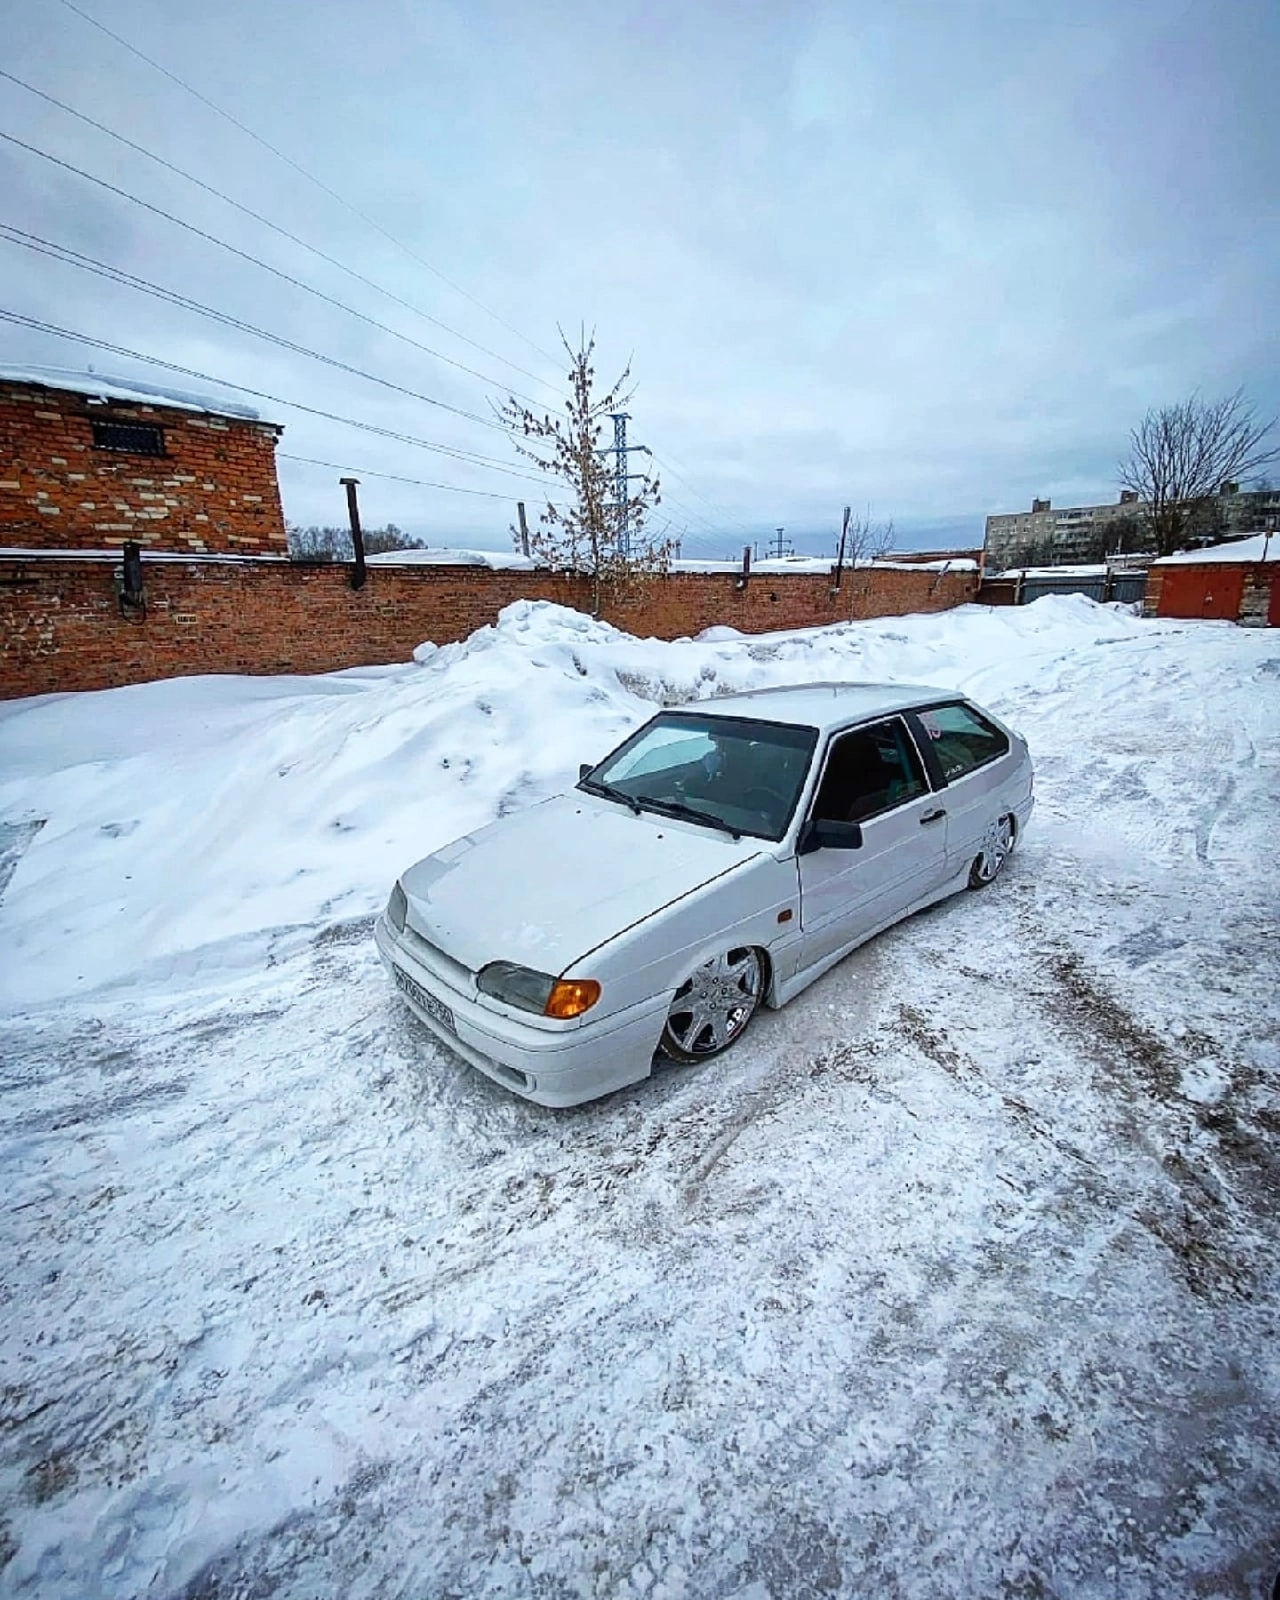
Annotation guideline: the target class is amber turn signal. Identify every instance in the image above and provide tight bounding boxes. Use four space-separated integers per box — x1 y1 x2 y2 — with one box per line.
544 978 601 1019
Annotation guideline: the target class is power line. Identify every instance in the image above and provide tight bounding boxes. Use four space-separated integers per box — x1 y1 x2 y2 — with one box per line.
0 129 556 415
1 101 752 548
278 452 565 507
8 27 761 541
0 224 542 440
0 66 559 397
0 310 564 486
55 0 563 372
648 445 758 541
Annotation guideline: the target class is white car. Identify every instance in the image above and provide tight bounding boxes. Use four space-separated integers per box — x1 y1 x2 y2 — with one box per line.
376 684 1034 1107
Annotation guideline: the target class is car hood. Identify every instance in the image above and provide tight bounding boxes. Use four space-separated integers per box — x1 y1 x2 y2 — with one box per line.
400 791 761 977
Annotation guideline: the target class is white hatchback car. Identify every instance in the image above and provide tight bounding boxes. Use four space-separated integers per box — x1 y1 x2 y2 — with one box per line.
376 683 1033 1107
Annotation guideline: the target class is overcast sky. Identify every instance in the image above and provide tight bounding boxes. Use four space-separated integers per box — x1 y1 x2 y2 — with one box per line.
3 0 1277 557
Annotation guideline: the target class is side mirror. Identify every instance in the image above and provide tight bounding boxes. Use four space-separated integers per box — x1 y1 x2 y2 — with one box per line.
797 817 863 855
578 762 593 783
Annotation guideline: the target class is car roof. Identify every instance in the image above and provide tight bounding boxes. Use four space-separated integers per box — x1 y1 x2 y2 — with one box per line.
667 682 957 735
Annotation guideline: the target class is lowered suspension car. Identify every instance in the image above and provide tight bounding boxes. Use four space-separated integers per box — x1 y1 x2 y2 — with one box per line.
376 683 1034 1107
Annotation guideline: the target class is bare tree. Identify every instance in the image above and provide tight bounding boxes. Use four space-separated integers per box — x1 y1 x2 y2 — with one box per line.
1119 389 1279 557
832 506 894 615
288 522 423 561
496 331 669 615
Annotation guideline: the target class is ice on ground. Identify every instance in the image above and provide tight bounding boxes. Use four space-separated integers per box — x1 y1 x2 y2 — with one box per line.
0 597 1277 1599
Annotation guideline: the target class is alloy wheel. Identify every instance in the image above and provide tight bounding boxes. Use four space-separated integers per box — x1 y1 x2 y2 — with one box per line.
969 814 1014 888
661 947 764 1061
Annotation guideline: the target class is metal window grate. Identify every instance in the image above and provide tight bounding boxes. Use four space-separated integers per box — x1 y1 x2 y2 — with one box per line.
92 420 166 456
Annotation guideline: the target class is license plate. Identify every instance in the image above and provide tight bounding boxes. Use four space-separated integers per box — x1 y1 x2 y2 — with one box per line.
392 965 456 1035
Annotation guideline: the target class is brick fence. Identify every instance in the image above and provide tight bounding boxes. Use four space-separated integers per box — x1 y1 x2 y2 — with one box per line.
0 556 978 699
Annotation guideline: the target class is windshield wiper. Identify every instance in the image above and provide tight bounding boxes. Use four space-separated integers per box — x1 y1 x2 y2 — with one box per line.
579 778 642 815
633 794 741 839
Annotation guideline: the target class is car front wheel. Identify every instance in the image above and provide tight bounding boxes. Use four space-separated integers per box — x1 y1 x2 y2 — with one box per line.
968 814 1015 888
659 946 764 1062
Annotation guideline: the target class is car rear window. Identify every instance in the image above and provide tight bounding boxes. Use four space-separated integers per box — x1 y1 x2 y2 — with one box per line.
915 703 1009 781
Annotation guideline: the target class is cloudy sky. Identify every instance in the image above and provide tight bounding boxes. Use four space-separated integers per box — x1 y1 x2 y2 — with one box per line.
3 0 1277 556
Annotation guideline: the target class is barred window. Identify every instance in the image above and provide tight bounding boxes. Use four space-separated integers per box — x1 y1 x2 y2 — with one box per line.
92 421 166 456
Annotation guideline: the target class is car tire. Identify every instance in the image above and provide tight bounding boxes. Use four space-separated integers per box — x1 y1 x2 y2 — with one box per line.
968 813 1015 889
659 946 764 1063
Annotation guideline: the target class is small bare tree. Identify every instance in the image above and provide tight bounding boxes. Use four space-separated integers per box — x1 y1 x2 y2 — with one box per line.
496 331 669 615
1119 389 1279 557
831 506 894 616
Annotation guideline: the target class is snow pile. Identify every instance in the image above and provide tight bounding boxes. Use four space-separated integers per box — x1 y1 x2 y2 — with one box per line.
2 596 1143 1009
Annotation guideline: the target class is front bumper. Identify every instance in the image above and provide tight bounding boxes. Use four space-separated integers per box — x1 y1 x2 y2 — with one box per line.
374 916 666 1108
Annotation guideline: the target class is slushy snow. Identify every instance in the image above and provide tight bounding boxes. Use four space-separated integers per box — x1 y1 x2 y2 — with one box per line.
1 598 1277 1599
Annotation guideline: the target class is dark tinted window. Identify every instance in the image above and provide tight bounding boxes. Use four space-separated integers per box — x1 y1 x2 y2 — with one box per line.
915 703 1009 781
92 421 165 456
813 717 928 823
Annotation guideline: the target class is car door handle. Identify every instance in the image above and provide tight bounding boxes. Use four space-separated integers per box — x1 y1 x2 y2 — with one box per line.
920 808 946 825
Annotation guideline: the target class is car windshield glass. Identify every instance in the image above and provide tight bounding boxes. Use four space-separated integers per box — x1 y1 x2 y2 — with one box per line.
585 713 818 841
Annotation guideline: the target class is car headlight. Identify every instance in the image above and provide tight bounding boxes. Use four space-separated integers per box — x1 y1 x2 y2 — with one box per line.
477 961 601 1019
387 881 408 934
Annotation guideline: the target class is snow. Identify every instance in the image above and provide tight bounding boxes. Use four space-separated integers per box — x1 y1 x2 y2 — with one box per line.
1 597 1278 1598
992 562 1154 579
1153 533 1277 565
0 365 264 422
365 551 980 574
365 547 538 569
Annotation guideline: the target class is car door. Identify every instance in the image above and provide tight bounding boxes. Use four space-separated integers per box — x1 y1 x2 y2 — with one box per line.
796 716 947 972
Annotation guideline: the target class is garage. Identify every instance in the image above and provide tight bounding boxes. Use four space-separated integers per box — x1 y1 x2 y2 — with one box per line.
1149 532 1279 625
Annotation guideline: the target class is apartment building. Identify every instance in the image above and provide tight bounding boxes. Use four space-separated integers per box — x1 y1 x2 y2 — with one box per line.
984 484 1280 570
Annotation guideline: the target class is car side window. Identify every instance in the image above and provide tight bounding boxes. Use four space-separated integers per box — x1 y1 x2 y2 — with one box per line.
812 717 928 824
915 703 1009 782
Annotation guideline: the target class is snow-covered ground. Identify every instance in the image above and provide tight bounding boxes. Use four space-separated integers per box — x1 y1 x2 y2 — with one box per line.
1 599 1277 1599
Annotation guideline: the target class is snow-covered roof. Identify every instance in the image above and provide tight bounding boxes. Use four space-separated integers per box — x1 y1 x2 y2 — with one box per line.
668 681 952 733
0 365 267 423
1152 533 1277 566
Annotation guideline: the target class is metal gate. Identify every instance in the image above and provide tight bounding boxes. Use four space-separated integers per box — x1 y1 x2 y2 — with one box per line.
1156 566 1245 620
1016 571 1149 606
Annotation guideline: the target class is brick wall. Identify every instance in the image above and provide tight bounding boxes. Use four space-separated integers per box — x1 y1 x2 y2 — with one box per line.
0 557 978 699
0 379 286 556
609 565 976 637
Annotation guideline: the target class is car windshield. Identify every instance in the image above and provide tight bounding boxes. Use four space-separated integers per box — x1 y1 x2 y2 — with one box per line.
583 713 818 841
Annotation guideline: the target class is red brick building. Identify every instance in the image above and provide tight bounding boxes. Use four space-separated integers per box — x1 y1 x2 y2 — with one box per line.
0 368 286 556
